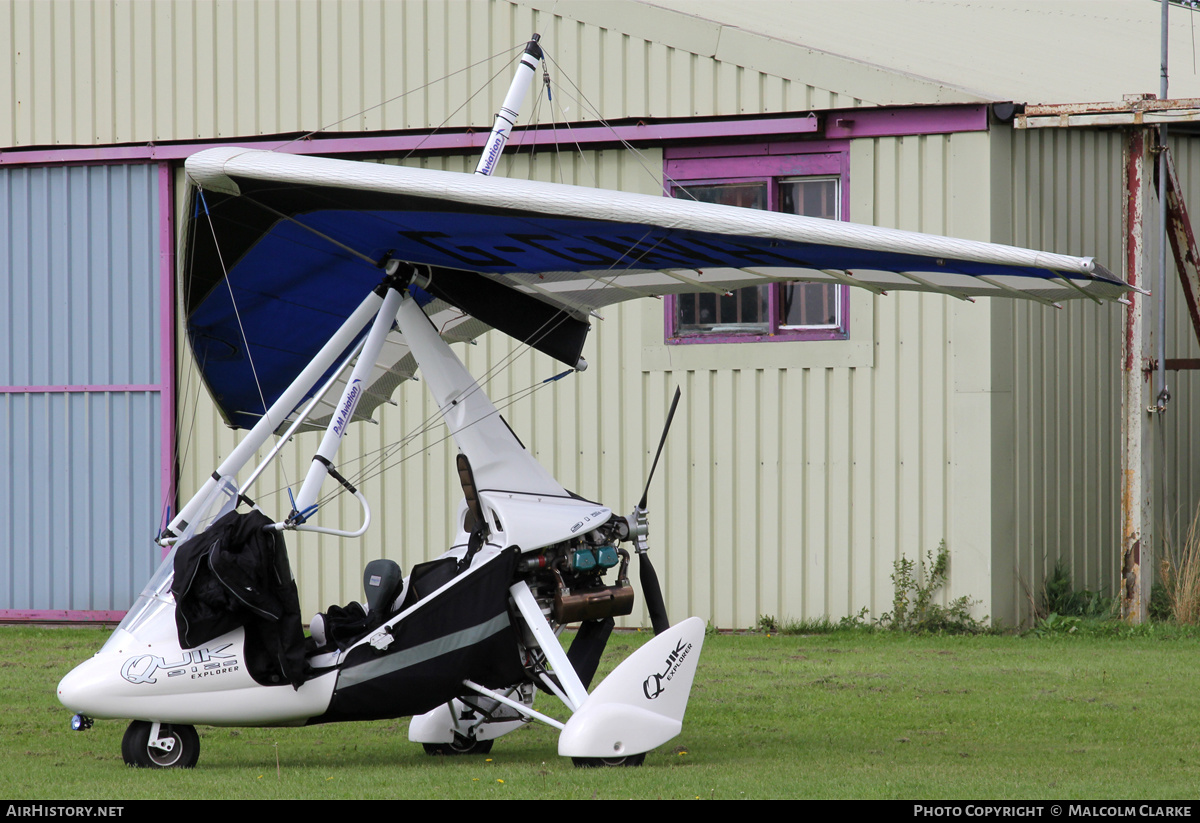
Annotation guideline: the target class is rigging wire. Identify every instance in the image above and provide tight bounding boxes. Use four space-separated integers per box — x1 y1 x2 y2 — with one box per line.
248 363 567 510
159 195 209 535
312 100 684 505
386 47 692 405
273 42 673 382
197 189 273 422
234 253 673 514
267 45 526 156
268 216 681 513
213 48 610 413
502 62 549 179
239 198 380 266
309 370 564 509
195 187 294 496
176 40 555 528
540 51 705 202
186 35 695 524
399 51 528 165
543 61 599 189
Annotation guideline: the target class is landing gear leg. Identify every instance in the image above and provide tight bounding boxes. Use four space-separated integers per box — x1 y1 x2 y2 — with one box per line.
422 732 494 756
121 720 200 768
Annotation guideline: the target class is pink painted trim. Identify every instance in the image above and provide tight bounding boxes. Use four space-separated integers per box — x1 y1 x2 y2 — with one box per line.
665 138 849 161
0 384 162 393
0 119 817 167
0 609 125 624
666 152 848 185
158 162 177 555
0 106 988 168
823 105 987 139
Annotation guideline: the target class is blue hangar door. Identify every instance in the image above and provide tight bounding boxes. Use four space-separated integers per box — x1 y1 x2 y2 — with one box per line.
0 163 168 618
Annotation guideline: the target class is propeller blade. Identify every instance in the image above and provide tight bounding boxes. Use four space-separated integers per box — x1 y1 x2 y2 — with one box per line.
638 387 682 509
639 550 671 635
632 386 681 635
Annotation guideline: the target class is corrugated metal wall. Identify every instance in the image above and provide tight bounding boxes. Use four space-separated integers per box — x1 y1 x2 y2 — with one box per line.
174 133 1000 629
847 131 994 625
984 127 1200 624
1157 135 1200 573
991 127 1161 625
0 0 884 150
138 0 1004 628
0 163 162 611
174 150 672 622
7 0 1171 628
640 132 998 628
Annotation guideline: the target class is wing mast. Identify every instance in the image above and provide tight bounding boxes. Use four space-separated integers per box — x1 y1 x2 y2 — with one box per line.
475 35 542 177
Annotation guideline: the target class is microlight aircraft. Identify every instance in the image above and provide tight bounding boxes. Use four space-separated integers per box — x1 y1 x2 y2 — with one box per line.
57 36 1133 768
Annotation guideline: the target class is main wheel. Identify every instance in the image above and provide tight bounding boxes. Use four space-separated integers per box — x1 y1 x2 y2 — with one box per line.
571 753 646 768
121 721 200 768
422 732 493 756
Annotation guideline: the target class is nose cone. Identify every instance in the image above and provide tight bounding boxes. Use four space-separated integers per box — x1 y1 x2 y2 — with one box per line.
57 655 114 718
58 658 90 710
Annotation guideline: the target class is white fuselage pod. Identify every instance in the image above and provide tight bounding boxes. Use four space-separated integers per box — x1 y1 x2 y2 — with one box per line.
57 624 336 727
462 492 612 553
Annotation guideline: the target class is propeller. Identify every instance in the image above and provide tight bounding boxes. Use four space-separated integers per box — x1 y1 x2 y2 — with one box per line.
629 386 681 635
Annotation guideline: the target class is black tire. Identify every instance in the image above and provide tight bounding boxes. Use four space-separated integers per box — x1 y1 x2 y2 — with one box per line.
571 752 646 768
121 720 200 769
422 733 494 756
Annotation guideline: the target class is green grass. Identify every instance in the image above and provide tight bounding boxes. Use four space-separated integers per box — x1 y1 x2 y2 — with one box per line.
6 625 1200 799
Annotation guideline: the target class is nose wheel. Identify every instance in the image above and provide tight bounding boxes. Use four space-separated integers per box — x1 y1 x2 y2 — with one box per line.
121 720 200 768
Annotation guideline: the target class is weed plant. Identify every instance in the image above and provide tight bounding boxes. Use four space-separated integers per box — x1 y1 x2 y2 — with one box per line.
878 542 987 634
755 613 871 635
756 543 987 637
1041 559 1113 619
1161 502 1200 624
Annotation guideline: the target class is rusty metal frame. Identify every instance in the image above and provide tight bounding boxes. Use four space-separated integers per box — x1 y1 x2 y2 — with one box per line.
1016 95 1200 130
1161 148 1200 349
1121 129 1151 624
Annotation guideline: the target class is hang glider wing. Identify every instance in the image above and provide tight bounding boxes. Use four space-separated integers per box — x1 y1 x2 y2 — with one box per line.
182 147 1132 431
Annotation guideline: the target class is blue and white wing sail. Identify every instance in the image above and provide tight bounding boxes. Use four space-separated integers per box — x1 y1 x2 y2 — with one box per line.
182 147 1131 430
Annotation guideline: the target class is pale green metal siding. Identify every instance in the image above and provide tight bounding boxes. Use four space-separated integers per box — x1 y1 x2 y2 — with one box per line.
849 131 997 626
174 151 674 623
13 0 1166 627
986 127 1200 624
1155 136 1200 577
175 133 1003 629
0 0 892 149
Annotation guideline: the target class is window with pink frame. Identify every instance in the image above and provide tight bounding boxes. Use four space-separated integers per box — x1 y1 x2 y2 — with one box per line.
664 142 850 344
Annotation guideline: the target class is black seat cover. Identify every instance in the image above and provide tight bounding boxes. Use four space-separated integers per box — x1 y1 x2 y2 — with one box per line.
363 558 403 629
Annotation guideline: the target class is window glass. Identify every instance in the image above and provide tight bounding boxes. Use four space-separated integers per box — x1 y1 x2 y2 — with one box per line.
779 177 840 330
666 159 846 343
673 182 770 333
